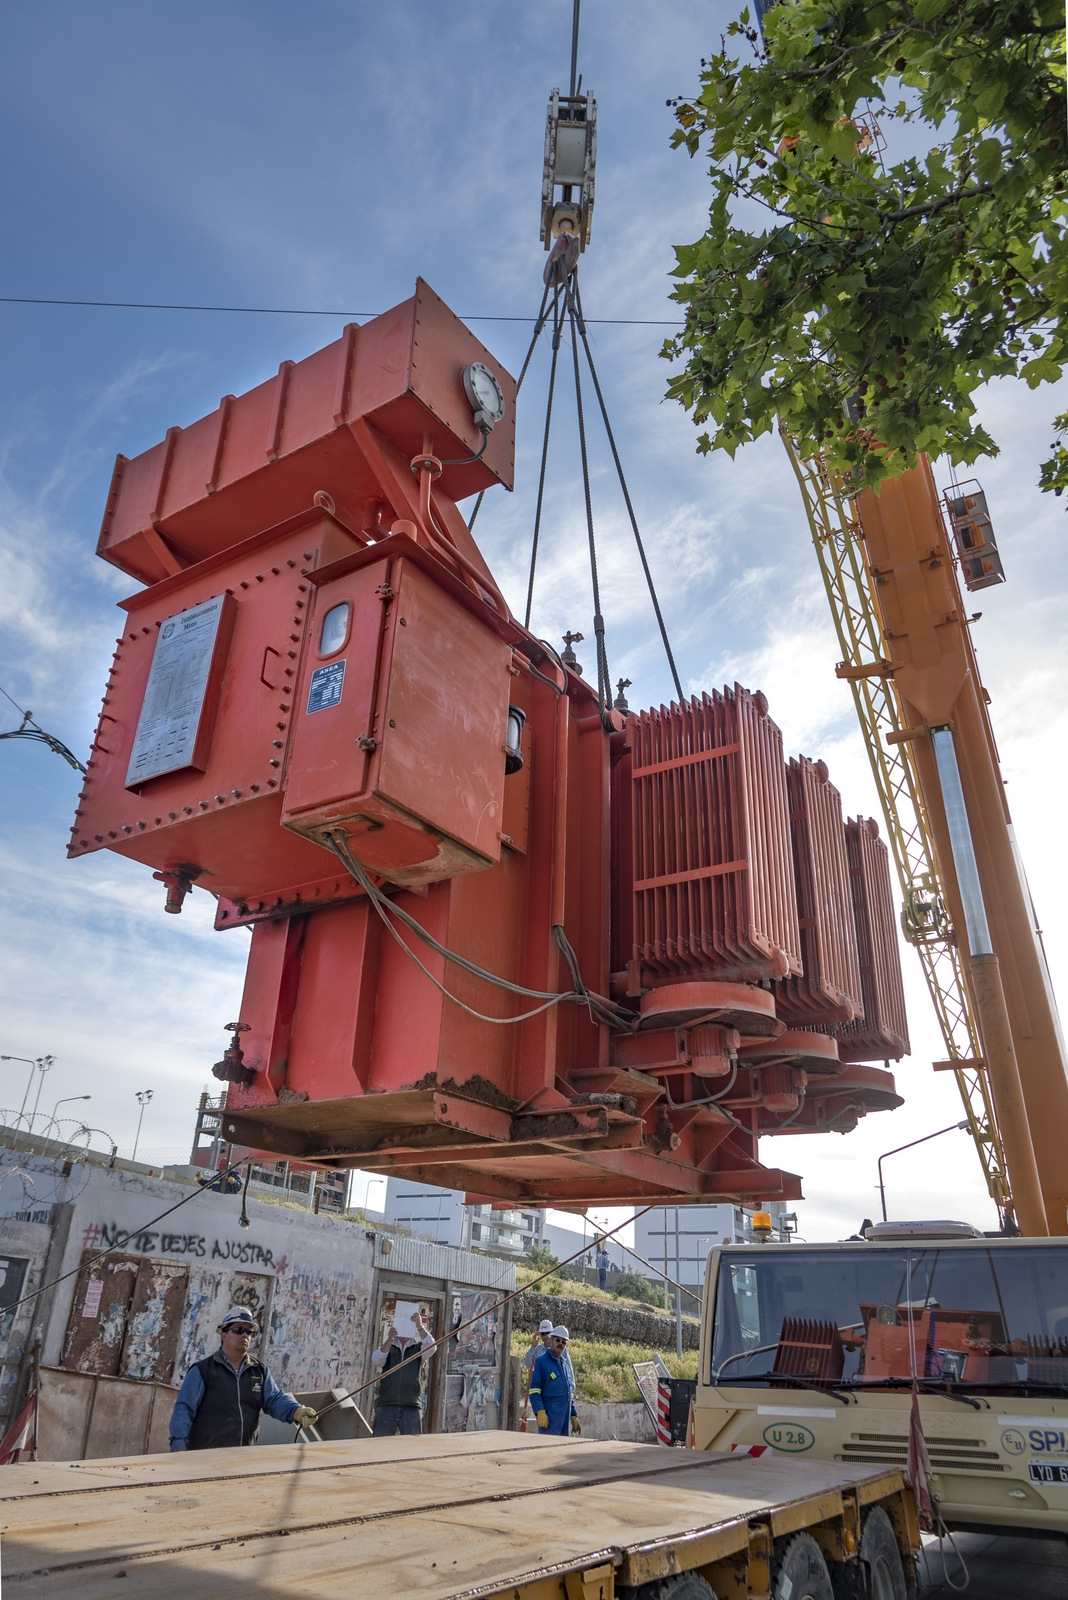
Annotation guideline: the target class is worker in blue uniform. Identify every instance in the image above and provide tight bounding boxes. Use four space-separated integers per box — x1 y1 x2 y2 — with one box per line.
529 1325 581 1436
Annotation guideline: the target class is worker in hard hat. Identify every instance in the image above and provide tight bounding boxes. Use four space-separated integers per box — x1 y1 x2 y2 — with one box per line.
524 1317 555 1372
169 1307 317 1450
529 1325 581 1436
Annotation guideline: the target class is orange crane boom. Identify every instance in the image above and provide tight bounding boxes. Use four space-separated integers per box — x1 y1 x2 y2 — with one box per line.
786 439 1068 1235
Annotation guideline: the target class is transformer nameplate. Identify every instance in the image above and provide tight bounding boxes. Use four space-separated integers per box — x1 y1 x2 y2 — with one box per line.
307 660 345 713
125 594 230 786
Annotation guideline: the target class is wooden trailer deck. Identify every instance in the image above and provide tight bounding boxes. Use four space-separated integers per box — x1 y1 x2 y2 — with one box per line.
0 1432 918 1599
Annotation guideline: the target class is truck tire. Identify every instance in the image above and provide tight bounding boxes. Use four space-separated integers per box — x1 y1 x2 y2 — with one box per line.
631 1573 717 1600
770 1532 834 1600
829 1507 909 1600
858 1508 908 1600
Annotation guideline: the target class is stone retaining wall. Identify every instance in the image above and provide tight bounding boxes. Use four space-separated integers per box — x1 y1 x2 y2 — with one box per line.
513 1290 700 1352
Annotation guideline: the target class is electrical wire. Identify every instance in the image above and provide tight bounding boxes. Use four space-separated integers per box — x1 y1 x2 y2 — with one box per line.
325 832 633 1032
572 278 685 703
0 685 86 774
0 294 684 326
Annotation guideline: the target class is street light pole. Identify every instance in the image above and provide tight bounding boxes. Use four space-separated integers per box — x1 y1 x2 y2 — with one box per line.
877 1121 971 1221
1 1054 53 1129
132 1090 155 1163
41 1095 91 1143
27 1058 52 1135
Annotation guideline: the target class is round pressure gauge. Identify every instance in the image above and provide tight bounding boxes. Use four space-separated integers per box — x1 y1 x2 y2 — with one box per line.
462 362 506 431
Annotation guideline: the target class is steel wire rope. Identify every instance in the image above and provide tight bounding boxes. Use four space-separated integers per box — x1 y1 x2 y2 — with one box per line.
304 1200 662 1432
565 274 611 708
324 832 632 1032
572 278 685 702
525 286 566 626
468 282 556 534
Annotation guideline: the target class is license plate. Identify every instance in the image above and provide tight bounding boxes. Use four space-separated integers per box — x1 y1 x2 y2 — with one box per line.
1028 1461 1068 1486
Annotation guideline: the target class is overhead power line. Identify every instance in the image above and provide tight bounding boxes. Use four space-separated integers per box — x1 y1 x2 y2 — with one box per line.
0 294 683 327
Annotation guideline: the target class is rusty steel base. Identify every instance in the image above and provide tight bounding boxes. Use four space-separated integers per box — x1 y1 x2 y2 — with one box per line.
220 1080 805 1207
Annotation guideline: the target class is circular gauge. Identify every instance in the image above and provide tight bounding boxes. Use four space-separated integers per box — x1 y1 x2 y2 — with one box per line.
462 362 506 429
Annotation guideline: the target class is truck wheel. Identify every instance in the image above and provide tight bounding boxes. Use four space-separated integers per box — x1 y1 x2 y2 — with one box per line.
771 1533 834 1600
856 1508 908 1600
633 1573 717 1600
829 1508 908 1600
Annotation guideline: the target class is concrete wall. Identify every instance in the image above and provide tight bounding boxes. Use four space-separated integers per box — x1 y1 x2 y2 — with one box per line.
0 1147 517 1450
513 1290 700 1352
35 1159 377 1393
574 1399 657 1444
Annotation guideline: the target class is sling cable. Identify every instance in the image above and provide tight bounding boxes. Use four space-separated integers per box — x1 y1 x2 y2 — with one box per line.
468 0 684 714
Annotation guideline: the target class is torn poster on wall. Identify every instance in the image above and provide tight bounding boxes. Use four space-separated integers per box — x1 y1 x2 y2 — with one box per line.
446 1291 500 1432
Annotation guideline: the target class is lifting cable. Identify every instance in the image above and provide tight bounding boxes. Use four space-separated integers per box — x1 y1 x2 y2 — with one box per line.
572 277 685 703
566 274 612 709
468 282 556 535
525 284 566 626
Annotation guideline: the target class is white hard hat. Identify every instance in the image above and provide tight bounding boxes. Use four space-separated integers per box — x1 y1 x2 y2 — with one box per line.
219 1307 259 1333
538 1319 554 1334
551 1324 570 1341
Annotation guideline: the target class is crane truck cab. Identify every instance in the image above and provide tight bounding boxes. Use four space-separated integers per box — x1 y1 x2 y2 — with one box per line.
695 1224 1068 1539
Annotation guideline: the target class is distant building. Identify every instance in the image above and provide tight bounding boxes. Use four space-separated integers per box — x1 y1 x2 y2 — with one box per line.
634 1202 794 1288
383 1178 544 1257
188 1091 349 1214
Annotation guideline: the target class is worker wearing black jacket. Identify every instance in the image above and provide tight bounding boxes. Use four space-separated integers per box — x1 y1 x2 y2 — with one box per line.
170 1307 318 1450
371 1311 435 1436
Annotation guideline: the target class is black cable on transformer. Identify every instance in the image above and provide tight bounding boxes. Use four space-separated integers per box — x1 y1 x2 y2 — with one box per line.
525 287 565 627
468 281 554 534
566 274 610 708
573 278 685 703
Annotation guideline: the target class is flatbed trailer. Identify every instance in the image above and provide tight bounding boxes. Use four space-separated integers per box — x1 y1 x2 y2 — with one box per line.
0 1433 919 1599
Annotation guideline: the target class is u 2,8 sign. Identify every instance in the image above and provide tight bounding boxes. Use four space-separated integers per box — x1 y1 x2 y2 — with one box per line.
762 1422 815 1453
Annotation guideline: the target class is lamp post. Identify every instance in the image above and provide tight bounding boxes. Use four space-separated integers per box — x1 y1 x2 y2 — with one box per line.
877 1121 971 1221
1 1054 53 1129
27 1057 53 1135
41 1095 91 1143
132 1090 155 1162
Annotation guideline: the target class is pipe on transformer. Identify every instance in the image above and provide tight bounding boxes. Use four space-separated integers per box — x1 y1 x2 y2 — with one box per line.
932 727 1048 1237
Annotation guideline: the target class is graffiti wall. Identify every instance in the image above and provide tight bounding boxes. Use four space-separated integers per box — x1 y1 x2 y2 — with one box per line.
445 1290 500 1432
265 1266 371 1393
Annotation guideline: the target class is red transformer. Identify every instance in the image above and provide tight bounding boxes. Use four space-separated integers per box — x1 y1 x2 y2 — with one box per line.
72 282 907 1208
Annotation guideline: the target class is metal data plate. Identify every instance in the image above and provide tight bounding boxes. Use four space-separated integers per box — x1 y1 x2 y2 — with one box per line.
125 594 229 787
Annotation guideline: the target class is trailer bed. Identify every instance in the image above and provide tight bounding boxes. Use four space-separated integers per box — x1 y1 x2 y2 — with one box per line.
0 1432 917 1599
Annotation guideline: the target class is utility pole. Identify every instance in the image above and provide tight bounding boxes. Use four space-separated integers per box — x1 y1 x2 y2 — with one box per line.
662 1210 670 1311
674 1207 683 1360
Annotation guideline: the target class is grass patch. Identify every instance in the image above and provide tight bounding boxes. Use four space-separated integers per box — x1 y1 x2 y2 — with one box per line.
512 1331 698 1404
515 1264 698 1319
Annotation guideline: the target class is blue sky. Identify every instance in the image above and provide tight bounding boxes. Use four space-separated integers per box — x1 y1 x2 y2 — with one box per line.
2 0 1066 1240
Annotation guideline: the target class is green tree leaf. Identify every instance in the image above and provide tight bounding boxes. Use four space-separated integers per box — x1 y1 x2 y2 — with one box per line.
662 0 1067 497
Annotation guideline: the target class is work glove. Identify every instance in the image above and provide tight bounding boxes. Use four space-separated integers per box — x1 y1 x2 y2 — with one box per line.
293 1405 318 1429
536 1409 550 1431
571 1416 582 1435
